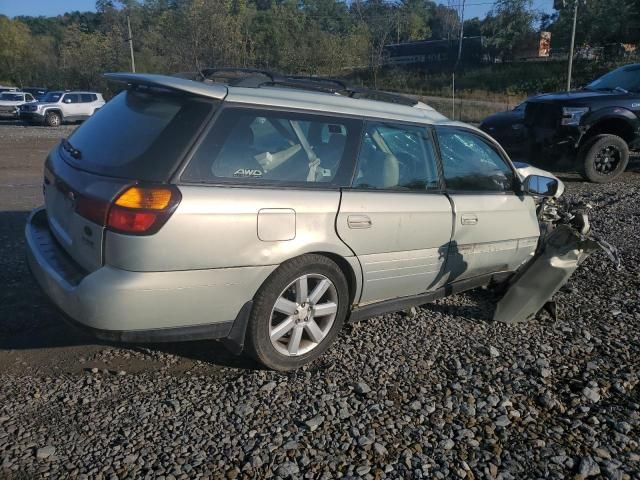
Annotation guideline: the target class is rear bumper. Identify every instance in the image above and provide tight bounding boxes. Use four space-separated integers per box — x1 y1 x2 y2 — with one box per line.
25 208 274 346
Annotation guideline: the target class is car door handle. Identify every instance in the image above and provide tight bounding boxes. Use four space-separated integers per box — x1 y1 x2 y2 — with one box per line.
461 214 478 225
347 215 372 229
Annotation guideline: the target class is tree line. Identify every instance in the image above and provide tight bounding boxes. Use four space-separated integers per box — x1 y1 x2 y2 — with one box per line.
0 0 638 93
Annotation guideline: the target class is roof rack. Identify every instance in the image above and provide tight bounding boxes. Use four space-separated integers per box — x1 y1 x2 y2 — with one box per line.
195 68 418 107
199 68 283 87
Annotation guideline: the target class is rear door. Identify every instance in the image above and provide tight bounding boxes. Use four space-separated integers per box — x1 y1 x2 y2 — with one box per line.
79 94 96 116
434 127 540 284
337 121 452 305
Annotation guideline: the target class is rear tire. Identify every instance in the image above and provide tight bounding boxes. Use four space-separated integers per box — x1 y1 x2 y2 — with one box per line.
45 111 61 127
578 134 629 183
246 254 349 371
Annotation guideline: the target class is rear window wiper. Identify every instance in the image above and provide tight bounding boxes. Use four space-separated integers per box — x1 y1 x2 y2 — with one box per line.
61 138 82 160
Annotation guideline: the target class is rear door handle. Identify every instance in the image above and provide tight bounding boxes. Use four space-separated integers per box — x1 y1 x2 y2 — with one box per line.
347 215 372 229
461 214 478 226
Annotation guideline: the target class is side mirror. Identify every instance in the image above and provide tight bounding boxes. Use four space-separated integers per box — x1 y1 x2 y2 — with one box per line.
64 98 71 103
523 175 559 197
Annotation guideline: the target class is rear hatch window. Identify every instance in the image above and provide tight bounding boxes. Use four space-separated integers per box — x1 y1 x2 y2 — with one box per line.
61 88 217 182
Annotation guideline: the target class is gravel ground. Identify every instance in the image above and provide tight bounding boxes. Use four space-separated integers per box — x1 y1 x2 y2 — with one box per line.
0 122 639 479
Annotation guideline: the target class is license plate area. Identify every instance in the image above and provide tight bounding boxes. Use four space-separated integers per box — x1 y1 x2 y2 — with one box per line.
44 172 80 248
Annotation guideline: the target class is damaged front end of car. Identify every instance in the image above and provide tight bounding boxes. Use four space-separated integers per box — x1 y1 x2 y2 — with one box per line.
494 181 620 324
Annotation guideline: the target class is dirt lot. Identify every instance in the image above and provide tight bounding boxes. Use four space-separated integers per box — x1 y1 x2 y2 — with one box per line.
0 120 639 479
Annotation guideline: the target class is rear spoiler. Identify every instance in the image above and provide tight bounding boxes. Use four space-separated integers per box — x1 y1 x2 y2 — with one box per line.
104 73 227 101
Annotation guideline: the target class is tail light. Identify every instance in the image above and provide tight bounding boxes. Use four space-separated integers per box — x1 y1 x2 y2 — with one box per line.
107 186 181 235
74 185 181 235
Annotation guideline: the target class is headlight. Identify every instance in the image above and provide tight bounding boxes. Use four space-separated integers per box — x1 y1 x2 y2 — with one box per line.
561 107 589 126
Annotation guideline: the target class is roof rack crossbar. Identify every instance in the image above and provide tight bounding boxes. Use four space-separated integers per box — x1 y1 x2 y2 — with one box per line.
200 68 281 83
195 67 418 107
285 75 351 91
347 87 417 107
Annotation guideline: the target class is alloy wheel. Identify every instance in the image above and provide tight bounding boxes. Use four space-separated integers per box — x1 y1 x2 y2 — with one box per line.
594 144 621 175
269 274 338 356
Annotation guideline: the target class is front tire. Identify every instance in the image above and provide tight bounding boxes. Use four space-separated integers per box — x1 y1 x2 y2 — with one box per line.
45 111 61 127
246 254 349 371
578 134 629 183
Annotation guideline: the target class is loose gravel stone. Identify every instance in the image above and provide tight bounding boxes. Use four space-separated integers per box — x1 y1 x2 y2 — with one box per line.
36 446 55 460
354 382 371 394
578 456 601 478
582 387 601 403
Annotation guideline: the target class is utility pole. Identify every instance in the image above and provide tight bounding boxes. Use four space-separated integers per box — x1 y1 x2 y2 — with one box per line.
126 13 136 73
566 0 578 91
452 0 465 120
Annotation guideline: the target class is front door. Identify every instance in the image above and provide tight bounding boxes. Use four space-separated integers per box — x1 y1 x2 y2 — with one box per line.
434 127 540 284
61 93 83 119
337 121 453 305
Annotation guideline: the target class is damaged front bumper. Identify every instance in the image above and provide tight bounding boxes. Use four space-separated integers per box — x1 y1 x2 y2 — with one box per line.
494 201 619 324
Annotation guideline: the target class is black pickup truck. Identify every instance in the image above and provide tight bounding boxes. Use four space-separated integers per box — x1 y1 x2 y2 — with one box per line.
481 64 640 182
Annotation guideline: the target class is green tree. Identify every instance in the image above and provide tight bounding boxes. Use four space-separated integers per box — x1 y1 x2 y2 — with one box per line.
60 23 112 89
482 0 537 61
0 17 33 85
549 0 640 49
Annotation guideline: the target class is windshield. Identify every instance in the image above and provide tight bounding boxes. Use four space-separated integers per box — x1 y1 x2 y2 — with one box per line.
41 92 63 102
586 65 640 93
0 93 23 101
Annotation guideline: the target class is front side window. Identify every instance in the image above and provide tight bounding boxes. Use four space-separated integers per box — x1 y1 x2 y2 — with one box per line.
353 122 440 191
436 128 514 192
182 108 360 186
63 94 79 104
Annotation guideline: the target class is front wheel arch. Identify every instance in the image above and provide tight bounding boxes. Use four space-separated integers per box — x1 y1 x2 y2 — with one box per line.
580 116 636 149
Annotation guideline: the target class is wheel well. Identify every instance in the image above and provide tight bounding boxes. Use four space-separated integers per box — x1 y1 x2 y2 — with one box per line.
311 252 358 305
582 118 634 146
44 108 63 118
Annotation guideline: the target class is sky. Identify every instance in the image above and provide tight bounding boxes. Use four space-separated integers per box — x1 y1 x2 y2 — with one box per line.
0 0 554 20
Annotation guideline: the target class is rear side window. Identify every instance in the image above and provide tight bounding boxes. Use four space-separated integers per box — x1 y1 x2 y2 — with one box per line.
182 107 361 186
436 128 515 192
63 89 216 182
80 94 95 102
353 122 440 191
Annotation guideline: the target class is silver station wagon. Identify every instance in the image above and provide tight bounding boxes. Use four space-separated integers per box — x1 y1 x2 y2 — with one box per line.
26 70 562 370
